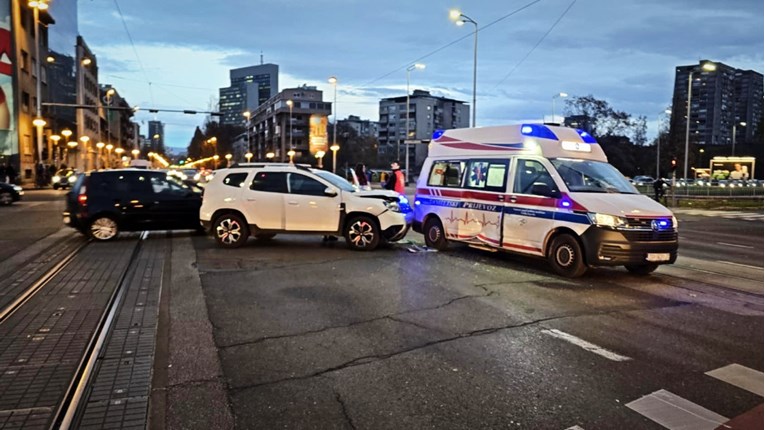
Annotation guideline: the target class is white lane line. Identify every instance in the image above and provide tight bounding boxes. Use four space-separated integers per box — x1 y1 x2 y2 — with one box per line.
564 426 585 430
705 364 764 397
626 389 727 430
716 242 754 249
541 329 631 362
715 260 763 270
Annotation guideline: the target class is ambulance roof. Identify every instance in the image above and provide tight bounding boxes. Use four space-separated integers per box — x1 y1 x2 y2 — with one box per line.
429 124 608 162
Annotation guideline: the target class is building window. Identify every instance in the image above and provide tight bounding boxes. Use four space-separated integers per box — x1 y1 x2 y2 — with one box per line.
21 50 28 72
22 92 29 113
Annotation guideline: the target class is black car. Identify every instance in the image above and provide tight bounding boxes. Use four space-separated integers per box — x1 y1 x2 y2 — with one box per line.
63 169 203 240
0 182 23 205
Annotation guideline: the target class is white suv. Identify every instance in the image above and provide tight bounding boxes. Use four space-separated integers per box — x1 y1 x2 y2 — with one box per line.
199 163 412 251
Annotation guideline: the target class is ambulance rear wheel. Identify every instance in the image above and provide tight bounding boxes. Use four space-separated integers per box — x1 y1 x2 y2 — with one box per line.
548 234 587 278
424 217 448 251
624 264 658 275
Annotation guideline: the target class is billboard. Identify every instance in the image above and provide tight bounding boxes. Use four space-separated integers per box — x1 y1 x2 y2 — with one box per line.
709 157 756 181
0 0 15 159
309 114 328 155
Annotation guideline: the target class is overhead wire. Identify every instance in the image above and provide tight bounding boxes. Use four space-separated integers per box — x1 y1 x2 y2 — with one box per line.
494 0 577 88
112 0 155 106
358 0 544 89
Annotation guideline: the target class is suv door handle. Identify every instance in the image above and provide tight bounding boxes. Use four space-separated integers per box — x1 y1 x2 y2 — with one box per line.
288 201 299 206
246 198 256 201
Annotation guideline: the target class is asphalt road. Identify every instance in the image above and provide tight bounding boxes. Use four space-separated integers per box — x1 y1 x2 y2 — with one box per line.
2 191 761 429
191 210 763 429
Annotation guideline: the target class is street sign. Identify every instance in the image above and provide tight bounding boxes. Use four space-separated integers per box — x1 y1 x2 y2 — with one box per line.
404 139 430 144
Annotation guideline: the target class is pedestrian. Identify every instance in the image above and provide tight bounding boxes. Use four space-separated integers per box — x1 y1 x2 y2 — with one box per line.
6 162 16 184
0 163 5 183
384 161 406 194
355 163 370 191
653 177 667 202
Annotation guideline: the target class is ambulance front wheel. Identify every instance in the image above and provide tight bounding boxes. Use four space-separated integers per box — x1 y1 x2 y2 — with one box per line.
424 217 448 251
548 234 587 278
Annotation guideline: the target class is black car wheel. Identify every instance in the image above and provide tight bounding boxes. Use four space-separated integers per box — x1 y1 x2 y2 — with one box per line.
345 215 380 251
214 213 249 248
548 234 587 278
625 264 658 275
423 217 448 251
53 184 59 190
90 216 119 241
0 191 13 206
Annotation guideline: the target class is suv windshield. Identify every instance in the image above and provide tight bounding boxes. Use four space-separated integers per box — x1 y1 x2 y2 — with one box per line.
312 170 356 192
551 158 637 194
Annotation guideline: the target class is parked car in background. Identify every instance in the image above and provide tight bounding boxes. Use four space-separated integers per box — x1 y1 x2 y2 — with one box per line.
63 169 203 240
632 175 655 186
200 163 412 250
0 182 23 205
51 168 78 190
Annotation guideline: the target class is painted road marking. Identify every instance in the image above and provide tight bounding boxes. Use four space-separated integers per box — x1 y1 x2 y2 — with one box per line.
716 242 754 249
715 261 763 270
626 389 727 430
541 329 631 362
705 364 764 397
564 426 585 430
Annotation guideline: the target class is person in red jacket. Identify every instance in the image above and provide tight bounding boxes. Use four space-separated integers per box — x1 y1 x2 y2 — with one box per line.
384 161 406 194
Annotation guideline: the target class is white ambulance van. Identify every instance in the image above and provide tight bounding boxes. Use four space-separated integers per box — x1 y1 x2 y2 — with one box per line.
413 124 678 278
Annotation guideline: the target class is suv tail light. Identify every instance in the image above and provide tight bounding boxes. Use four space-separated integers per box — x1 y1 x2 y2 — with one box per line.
77 184 88 207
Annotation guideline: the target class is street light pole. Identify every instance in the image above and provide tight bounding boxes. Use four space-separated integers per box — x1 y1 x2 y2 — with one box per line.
551 92 567 123
683 62 716 183
30 1 48 180
450 9 478 128
243 111 251 160
328 76 337 171
286 100 294 159
405 63 425 185
732 121 746 156
656 109 671 179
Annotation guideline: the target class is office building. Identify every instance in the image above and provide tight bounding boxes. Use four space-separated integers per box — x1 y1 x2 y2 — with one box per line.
250 85 331 163
219 63 278 126
148 120 164 153
338 115 379 138
378 89 469 169
669 60 763 152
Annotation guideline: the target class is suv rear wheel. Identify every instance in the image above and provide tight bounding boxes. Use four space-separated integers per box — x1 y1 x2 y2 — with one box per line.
214 213 249 248
90 216 119 241
345 215 380 251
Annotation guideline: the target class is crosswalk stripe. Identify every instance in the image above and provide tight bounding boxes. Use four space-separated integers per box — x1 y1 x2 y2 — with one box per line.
626 389 728 430
705 364 763 397
541 329 631 362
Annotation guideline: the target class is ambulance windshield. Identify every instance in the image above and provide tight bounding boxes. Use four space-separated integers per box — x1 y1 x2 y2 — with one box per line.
551 159 637 194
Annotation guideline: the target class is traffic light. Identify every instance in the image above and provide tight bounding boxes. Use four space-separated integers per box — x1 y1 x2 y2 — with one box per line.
670 158 677 172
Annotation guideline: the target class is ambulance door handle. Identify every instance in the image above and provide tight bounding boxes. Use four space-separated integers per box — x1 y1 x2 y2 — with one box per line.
497 195 505 202
509 196 517 203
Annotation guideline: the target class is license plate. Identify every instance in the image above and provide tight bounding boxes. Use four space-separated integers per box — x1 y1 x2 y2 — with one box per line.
63 216 71 225
646 253 670 262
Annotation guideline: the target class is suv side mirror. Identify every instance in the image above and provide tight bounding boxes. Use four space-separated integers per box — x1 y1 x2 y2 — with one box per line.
531 182 560 198
324 187 338 197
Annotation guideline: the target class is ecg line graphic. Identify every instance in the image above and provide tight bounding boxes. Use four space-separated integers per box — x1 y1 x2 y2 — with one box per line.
444 210 500 227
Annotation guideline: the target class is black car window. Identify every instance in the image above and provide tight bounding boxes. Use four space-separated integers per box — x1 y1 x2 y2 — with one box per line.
150 176 187 196
223 172 248 188
288 173 327 196
250 172 288 193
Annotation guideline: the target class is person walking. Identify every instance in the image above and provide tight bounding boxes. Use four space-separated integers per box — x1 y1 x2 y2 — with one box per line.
653 177 667 203
6 162 16 184
384 161 405 194
355 163 370 191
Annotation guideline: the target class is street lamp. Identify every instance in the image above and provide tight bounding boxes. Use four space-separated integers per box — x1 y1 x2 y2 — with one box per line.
29 0 48 178
131 148 140 159
207 136 217 159
328 76 338 170
106 143 113 168
450 9 478 128
79 136 90 171
105 88 116 147
95 141 105 170
287 149 296 164
732 121 746 156
404 63 426 184
243 111 251 156
316 150 325 169
244 152 253 163
330 143 340 173
683 61 716 183
225 153 232 167
551 92 568 124
286 100 294 156
115 147 124 167
50 134 61 168
656 109 671 178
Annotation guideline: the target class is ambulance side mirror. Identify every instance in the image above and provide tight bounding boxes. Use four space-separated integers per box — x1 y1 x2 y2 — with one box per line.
531 182 560 199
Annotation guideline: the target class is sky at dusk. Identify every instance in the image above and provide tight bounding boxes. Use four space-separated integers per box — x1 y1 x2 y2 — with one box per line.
78 0 764 151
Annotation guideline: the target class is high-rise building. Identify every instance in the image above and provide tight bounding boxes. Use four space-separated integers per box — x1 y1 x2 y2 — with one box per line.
148 120 164 153
75 36 99 172
378 89 469 168
669 60 763 153
219 63 278 126
250 85 331 163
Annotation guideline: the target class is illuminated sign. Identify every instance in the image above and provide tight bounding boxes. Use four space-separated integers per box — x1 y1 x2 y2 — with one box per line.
561 141 592 152
309 115 328 155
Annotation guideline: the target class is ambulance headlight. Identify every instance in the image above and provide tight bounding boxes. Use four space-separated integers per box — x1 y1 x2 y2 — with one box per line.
588 213 627 229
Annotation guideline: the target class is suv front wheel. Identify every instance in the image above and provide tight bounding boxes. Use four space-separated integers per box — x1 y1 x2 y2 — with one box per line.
345 215 380 251
214 213 249 248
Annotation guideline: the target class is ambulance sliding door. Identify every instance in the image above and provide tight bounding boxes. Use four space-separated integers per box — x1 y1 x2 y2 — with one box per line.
462 159 508 246
503 158 558 255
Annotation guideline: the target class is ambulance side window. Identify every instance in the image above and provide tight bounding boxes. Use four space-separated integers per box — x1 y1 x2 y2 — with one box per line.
466 160 508 192
513 159 556 195
428 161 463 187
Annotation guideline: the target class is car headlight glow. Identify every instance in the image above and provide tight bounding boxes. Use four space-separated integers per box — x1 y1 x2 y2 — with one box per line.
52 175 61 183
68 175 77 183
588 212 627 228
384 200 401 212
13 185 22 192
